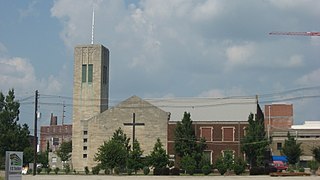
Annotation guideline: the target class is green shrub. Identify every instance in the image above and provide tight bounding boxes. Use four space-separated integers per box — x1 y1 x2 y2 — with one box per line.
64 164 71 174
143 166 150 175
170 167 180 175
308 160 319 171
36 167 42 174
84 166 89 175
114 167 120 175
233 158 246 175
180 155 196 175
127 168 133 175
54 167 59 174
202 165 211 175
249 166 268 175
298 167 305 172
215 157 227 175
185 165 196 175
104 169 111 175
45 167 52 174
92 166 100 175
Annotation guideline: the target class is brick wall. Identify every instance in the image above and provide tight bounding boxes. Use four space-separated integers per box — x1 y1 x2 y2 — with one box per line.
168 121 248 163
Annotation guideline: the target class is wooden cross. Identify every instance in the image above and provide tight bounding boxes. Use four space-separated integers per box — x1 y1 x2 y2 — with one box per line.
123 113 145 148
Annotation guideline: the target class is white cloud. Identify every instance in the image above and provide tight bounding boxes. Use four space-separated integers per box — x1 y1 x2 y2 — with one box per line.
0 54 63 95
296 68 320 85
225 42 255 66
191 0 222 22
0 57 36 91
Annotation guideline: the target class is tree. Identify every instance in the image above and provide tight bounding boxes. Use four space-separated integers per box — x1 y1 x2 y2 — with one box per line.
94 128 130 173
37 151 49 168
0 89 31 167
241 111 269 167
174 112 207 168
127 139 144 174
312 146 320 163
147 138 169 169
282 132 302 165
57 141 72 162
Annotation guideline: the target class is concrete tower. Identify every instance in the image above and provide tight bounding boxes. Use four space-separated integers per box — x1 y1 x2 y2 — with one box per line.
72 44 109 170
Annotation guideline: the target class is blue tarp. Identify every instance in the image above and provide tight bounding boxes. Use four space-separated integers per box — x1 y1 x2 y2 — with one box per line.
272 156 288 162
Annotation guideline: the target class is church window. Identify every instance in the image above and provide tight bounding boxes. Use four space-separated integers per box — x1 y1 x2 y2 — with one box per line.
83 131 88 135
83 154 87 158
88 64 93 83
83 146 87 150
103 66 107 84
83 138 87 143
52 157 57 163
82 64 87 82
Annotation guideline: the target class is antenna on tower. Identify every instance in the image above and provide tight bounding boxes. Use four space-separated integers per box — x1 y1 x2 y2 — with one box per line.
91 6 95 44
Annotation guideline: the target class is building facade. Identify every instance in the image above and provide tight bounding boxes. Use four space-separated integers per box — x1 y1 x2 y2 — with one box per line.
271 121 320 166
264 103 293 133
153 97 258 164
72 44 109 170
39 113 72 152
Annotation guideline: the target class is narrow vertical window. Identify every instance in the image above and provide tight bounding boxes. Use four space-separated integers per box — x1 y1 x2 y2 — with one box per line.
88 64 93 83
82 64 87 82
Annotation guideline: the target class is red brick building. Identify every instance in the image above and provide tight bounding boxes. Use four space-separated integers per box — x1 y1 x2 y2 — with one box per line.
149 97 258 164
40 113 72 152
264 103 293 133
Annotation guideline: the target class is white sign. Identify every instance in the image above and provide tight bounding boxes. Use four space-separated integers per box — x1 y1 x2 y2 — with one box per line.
5 151 23 180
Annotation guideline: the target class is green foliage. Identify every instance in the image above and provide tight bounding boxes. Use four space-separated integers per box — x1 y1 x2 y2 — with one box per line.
23 147 34 165
114 167 120 175
84 166 89 175
174 112 207 168
64 164 71 174
36 167 42 174
45 167 51 174
143 166 150 175
201 165 211 175
57 141 72 162
233 158 246 175
126 168 133 175
282 132 302 165
241 112 269 167
0 89 31 166
92 165 100 175
312 146 320 163
180 154 196 175
54 167 59 174
223 151 234 171
37 151 49 168
215 156 227 175
94 128 130 173
147 138 169 169
103 168 110 174
127 139 144 174
308 160 319 171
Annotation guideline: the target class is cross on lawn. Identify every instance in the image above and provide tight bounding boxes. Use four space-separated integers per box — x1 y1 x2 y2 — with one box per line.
123 113 145 149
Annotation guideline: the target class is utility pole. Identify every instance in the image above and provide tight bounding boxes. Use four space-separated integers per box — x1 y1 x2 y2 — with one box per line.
62 101 66 142
33 90 39 176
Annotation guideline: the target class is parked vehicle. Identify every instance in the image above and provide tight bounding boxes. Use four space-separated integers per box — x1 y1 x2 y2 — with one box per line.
272 161 288 172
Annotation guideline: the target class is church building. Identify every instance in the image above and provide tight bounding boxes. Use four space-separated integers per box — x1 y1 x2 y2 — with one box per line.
71 43 259 171
71 44 169 170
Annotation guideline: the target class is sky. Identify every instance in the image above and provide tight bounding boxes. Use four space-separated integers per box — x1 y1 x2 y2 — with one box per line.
0 0 320 131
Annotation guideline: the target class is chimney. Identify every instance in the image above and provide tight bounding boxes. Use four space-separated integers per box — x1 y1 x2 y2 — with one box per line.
50 113 58 126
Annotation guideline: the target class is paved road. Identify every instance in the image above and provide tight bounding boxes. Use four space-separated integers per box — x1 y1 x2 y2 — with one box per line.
22 175 318 180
